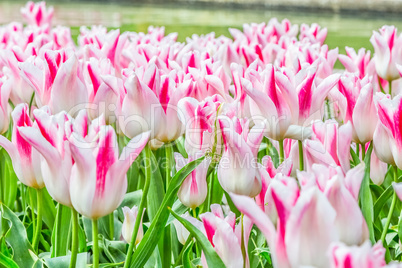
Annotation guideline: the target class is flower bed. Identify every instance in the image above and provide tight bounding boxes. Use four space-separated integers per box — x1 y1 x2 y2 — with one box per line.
1 1 402 268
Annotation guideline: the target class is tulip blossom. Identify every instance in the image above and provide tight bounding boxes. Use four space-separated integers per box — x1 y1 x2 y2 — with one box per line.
0 103 44 188
304 120 352 173
18 108 74 205
112 64 164 139
122 206 144 245
19 49 88 114
20 1 54 27
217 115 264 197
242 64 338 141
297 164 369 246
177 94 224 156
181 204 251 268
17 108 100 206
83 57 119 123
374 93 402 169
336 73 377 144
68 125 150 219
231 188 339 268
338 47 374 79
329 241 386 268
299 23 327 45
370 25 402 81
174 152 211 208
255 155 293 210
0 76 11 134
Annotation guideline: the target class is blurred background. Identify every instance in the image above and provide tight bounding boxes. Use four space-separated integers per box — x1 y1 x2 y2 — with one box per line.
1 0 402 53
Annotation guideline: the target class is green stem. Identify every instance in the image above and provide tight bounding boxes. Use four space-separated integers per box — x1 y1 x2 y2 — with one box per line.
298 140 304 171
381 165 398 245
28 91 35 112
109 213 114 240
241 213 246 268
388 79 392 95
207 172 214 210
32 188 43 253
92 219 99 268
124 144 151 268
69 208 79 268
361 143 366 161
279 139 284 164
173 236 193 267
165 144 172 191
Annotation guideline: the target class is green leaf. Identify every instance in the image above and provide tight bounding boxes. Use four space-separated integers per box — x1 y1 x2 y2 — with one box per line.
224 191 240 217
350 147 360 166
44 253 87 268
0 251 19 268
130 156 206 268
182 241 195 268
51 204 72 257
166 199 188 226
119 190 142 210
1 204 35 267
0 150 18 210
99 236 127 263
169 209 225 267
374 185 393 220
147 150 165 221
358 143 375 244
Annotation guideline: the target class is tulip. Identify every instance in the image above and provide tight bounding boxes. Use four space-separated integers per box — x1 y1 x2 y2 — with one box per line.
113 65 164 140
304 120 352 173
19 49 89 114
329 241 386 268
374 93 402 169
0 103 44 188
177 95 224 156
20 1 54 27
242 64 338 141
231 187 339 268
83 57 118 123
336 73 377 144
185 204 251 268
299 23 327 45
298 164 369 245
217 115 263 197
338 47 374 79
122 206 144 245
17 108 96 206
174 152 211 208
0 76 11 134
68 125 150 219
392 182 402 201
370 25 402 82
79 26 127 71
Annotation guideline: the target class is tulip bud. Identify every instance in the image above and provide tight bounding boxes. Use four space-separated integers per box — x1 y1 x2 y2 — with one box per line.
122 206 143 245
175 152 210 209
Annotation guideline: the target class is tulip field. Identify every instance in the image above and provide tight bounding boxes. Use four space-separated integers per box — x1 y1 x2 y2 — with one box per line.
3 1 402 267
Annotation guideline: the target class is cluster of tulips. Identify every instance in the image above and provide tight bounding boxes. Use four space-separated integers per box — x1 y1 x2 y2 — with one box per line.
3 1 402 268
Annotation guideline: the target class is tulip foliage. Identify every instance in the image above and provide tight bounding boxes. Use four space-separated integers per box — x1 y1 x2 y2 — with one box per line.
3 1 402 268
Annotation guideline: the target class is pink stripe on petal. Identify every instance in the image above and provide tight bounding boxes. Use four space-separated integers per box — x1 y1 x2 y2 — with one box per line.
95 128 117 197
298 72 315 118
88 64 101 95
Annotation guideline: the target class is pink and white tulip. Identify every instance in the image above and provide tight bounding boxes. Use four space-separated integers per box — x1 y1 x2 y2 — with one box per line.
217 115 264 197
0 103 44 188
122 206 144 245
174 152 211 208
374 93 402 168
68 125 150 219
370 26 402 81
